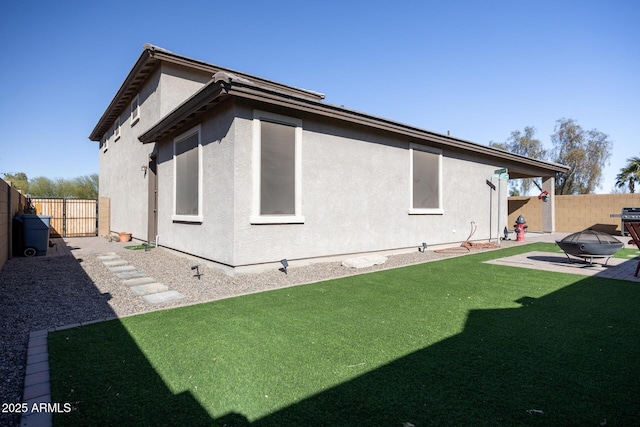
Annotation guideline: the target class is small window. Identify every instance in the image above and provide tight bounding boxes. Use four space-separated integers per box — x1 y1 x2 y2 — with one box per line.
101 136 108 153
172 125 202 222
409 144 443 214
114 117 121 141
130 94 140 126
251 110 303 224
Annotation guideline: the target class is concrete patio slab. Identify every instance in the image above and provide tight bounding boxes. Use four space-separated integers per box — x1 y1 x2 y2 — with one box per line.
142 290 185 305
485 251 640 282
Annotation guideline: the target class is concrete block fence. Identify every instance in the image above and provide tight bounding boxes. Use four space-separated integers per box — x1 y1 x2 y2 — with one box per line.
509 193 640 234
0 178 27 269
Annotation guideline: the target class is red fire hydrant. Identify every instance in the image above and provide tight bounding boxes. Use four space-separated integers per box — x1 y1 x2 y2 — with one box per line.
514 215 528 242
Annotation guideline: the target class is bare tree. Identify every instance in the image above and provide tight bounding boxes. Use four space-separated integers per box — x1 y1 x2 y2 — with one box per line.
550 118 612 194
490 126 547 195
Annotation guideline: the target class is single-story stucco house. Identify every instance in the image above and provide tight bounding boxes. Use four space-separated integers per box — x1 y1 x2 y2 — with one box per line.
89 44 569 273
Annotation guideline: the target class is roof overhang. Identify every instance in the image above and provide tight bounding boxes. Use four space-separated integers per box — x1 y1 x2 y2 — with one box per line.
138 73 570 178
89 44 324 141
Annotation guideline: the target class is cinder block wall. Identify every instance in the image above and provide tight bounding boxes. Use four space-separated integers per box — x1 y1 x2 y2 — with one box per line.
0 179 26 270
508 197 543 232
509 194 640 234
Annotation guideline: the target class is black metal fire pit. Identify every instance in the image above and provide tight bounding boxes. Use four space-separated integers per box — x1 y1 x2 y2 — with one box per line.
556 228 624 265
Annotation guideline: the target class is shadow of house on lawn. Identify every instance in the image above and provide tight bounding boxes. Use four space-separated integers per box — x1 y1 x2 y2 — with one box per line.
48 315 228 426
39 243 640 426
0 239 212 427
249 276 640 426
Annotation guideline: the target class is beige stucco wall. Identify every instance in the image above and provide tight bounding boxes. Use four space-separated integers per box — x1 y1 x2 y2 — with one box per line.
150 100 510 268
509 193 640 234
159 63 212 116
230 110 509 266
98 64 212 241
154 101 237 265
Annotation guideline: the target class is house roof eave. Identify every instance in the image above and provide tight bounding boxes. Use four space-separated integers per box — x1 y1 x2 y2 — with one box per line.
89 48 157 141
138 77 570 177
225 82 571 176
89 44 325 142
138 80 228 143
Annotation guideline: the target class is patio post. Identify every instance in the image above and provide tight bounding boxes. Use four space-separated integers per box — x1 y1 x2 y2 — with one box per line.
542 176 555 233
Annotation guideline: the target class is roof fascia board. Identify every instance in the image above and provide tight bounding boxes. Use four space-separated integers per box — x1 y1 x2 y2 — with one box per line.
226 83 570 174
150 49 325 101
89 49 155 141
139 79 569 175
90 45 325 142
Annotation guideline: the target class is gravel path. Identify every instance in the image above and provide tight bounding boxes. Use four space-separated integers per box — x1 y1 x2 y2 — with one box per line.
0 255 117 427
0 236 527 427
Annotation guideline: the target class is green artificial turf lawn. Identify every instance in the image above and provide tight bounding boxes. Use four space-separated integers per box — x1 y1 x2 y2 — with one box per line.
48 243 640 426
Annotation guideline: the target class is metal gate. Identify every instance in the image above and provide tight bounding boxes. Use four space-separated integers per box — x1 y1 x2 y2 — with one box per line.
31 198 98 237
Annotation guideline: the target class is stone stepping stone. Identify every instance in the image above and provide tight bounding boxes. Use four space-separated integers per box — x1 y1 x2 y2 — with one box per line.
108 265 137 273
122 277 156 287
116 271 146 279
97 255 121 261
342 255 388 269
103 260 128 267
130 283 169 296
142 291 185 305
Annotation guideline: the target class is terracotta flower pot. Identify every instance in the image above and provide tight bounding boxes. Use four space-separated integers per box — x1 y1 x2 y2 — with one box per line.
119 232 132 242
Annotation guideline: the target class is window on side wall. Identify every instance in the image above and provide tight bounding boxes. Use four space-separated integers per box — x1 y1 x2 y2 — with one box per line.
173 125 202 222
251 110 304 224
114 117 121 141
130 94 140 126
409 144 443 214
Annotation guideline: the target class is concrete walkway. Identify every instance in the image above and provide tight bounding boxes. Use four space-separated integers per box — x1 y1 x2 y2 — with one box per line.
46 236 132 257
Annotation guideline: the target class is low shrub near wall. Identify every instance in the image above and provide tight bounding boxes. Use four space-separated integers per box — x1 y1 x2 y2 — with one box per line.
509 193 640 234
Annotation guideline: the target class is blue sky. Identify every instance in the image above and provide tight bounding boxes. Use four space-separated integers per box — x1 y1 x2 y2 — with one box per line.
1 1 638 193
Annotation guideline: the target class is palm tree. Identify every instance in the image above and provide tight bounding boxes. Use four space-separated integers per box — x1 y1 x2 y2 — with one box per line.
615 156 640 193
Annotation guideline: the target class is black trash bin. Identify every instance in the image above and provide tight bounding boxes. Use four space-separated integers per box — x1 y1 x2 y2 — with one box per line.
17 214 52 257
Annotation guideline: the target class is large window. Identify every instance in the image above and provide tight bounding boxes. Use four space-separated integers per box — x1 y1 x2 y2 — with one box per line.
251 110 303 224
409 144 443 214
173 125 202 222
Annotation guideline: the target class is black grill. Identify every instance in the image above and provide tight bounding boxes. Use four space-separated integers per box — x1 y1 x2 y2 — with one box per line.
621 207 640 236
